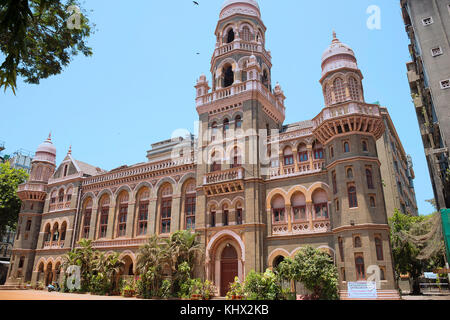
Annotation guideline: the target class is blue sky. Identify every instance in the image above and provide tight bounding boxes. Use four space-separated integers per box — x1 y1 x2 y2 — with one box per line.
0 0 435 214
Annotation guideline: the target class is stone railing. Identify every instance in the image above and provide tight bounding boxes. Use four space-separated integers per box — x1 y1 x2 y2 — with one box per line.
49 201 72 212
214 40 271 61
17 183 45 192
268 160 325 179
83 156 195 187
43 242 64 249
196 80 285 117
204 167 244 185
313 102 381 128
89 238 147 249
48 172 83 185
272 219 331 236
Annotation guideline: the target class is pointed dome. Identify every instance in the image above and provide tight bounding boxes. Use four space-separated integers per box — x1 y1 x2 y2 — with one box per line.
321 31 358 77
220 0 260 19
34 134 56 164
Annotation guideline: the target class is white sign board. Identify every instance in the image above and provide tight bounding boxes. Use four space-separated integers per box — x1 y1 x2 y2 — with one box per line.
424 272 438 279
347 281 377 299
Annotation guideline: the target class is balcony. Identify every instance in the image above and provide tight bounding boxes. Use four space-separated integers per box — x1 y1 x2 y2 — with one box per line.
272 219 331 236
43 241 64 249
49 201 72 212
17 183 45 192
89 238 147 249
196 79 285 119
213 40 271 61
204 167 244 185
313 102 381 128
268 160 325 180
407 62 419 84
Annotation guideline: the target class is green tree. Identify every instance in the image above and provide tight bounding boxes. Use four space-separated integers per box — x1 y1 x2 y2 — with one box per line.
62 238 95 292
243 269 281 300
0 162 28 238
292 246 339 300
389 209 445 295
0 0 94 94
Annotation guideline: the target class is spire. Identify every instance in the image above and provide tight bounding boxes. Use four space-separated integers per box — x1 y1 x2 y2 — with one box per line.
332 30 339 44
47 132 52 142
67 145 72 155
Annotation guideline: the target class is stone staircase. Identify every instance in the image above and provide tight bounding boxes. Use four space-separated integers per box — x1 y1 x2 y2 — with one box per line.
340 289 401 300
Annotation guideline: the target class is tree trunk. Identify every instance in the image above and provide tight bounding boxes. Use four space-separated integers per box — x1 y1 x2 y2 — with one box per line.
410 277 421 295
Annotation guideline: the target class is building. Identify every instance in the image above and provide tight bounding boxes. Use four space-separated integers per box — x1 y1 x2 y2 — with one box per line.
0 140 5 163
0 227 15 285
6 0 402 299
401 0 450 210
377 107 418 216
7 149 34 174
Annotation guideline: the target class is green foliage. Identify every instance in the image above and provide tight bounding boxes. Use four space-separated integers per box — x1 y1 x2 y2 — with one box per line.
0 162 28 238
0 0 94 93
226 276 244 300
291 246 339 300
243 269 281 300
159 279 171 299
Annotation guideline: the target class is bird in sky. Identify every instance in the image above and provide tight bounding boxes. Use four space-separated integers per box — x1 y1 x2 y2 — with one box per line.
193 1 199 5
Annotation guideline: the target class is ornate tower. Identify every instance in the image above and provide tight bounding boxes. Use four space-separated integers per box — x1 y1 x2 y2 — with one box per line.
6 135 56 285
194 0 285 295
314 33 398 297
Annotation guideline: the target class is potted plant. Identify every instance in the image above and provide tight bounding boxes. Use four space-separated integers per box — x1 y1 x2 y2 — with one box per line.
202 280 216 300
226 277 244 300
190 279 203 300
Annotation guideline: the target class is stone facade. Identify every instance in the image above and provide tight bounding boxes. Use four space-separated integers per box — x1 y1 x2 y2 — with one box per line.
6 0 407 299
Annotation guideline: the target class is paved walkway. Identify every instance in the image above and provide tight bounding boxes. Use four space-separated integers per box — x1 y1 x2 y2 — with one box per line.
0 290 141 300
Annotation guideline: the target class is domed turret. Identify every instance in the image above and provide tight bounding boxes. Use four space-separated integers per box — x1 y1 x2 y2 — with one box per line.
321 31 359 78
220 0 261 19
33 133 56 165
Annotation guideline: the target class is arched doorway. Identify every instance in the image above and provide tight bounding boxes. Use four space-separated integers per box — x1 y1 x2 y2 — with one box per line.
220 244 238 296
273 255 285 269
45 262 53 286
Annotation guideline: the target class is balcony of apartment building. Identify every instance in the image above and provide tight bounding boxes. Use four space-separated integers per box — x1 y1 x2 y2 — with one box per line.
203 165 245 196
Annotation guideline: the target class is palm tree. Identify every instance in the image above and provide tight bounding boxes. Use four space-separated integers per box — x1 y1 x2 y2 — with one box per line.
62 239 95 291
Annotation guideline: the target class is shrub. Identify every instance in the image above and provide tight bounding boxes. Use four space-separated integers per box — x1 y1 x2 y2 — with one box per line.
243 269 281 300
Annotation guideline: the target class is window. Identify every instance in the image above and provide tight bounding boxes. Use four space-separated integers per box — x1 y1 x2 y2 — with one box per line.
333 78 346 103
422 17 433 26
369 195 376 208
348 186 358 208
51 191 56 204
138 202 149 235
231 147 242 168
325 84 332 105
283 147 294 166
262 69 269 88
298 150 308 163
314 147 324 160
211 152 222 172
211 211 216 227
58 189 64 202
338 237 344 262
99 206 108 238
211 122 218 141
431 47 443 57
341 268 346 282
185 194 196 231
314 203 328 219
293 206 307 221
223 209 229 226
354 236 362 248
335 198 340 211
347 168 353 179
343 141 350 153
330 146 334 158
25 219 32 231
83 208 92 239
236 208 243 225
380 267 386 280
223 65 234 87
348 77 360 101
63 165 68 177
375 237 384 261
440 79 450 89
241 26 251 42
273 208 285 223
161 196 172 234
366 168 374 189
235 115 242 129
332 171 337 194
355 256 366 280
223 119 230 138
18 256 25 269
118 205 127 237
362 140 368 152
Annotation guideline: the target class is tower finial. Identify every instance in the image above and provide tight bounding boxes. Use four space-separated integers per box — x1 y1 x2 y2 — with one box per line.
67 145 72 155
47 132 52 141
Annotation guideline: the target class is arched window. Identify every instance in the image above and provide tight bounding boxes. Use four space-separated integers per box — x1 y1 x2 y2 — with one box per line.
298 144 308 163
231 147 242 168
348 77 360 101
354 236 362 248
117 192 129 237
292 192 306 221
369 195 376 208
332 171 337 194
211 122 218 141
272 195 285 224
211 151 222 172
210 207 216 227
333 78 346 103
313 189 328 219
184 182 196 231
338 237 344 262
160 185 173 234
44 224 51 243
273 255 285 268
18 256 25 269
82 199 92 239
52 223 59 242
313 142 324 159
223 65 234 87
60 222 67 243
344 142 350 153
348 186 358 208
347 168 353 179
283 147 294 166
50 190 57 204
98 195 110 238
355 256 366 280
235 115 242 129
262 69 269 88
226 28 235 43
58 189 64 203
366 168 374 189
137 188 150 236
362 140 368 152
66 187 73 202
235 202 243 225
375 237 384 260
241 26 251 41
223 119 230 138
222 204 229 226
330 146 334 158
